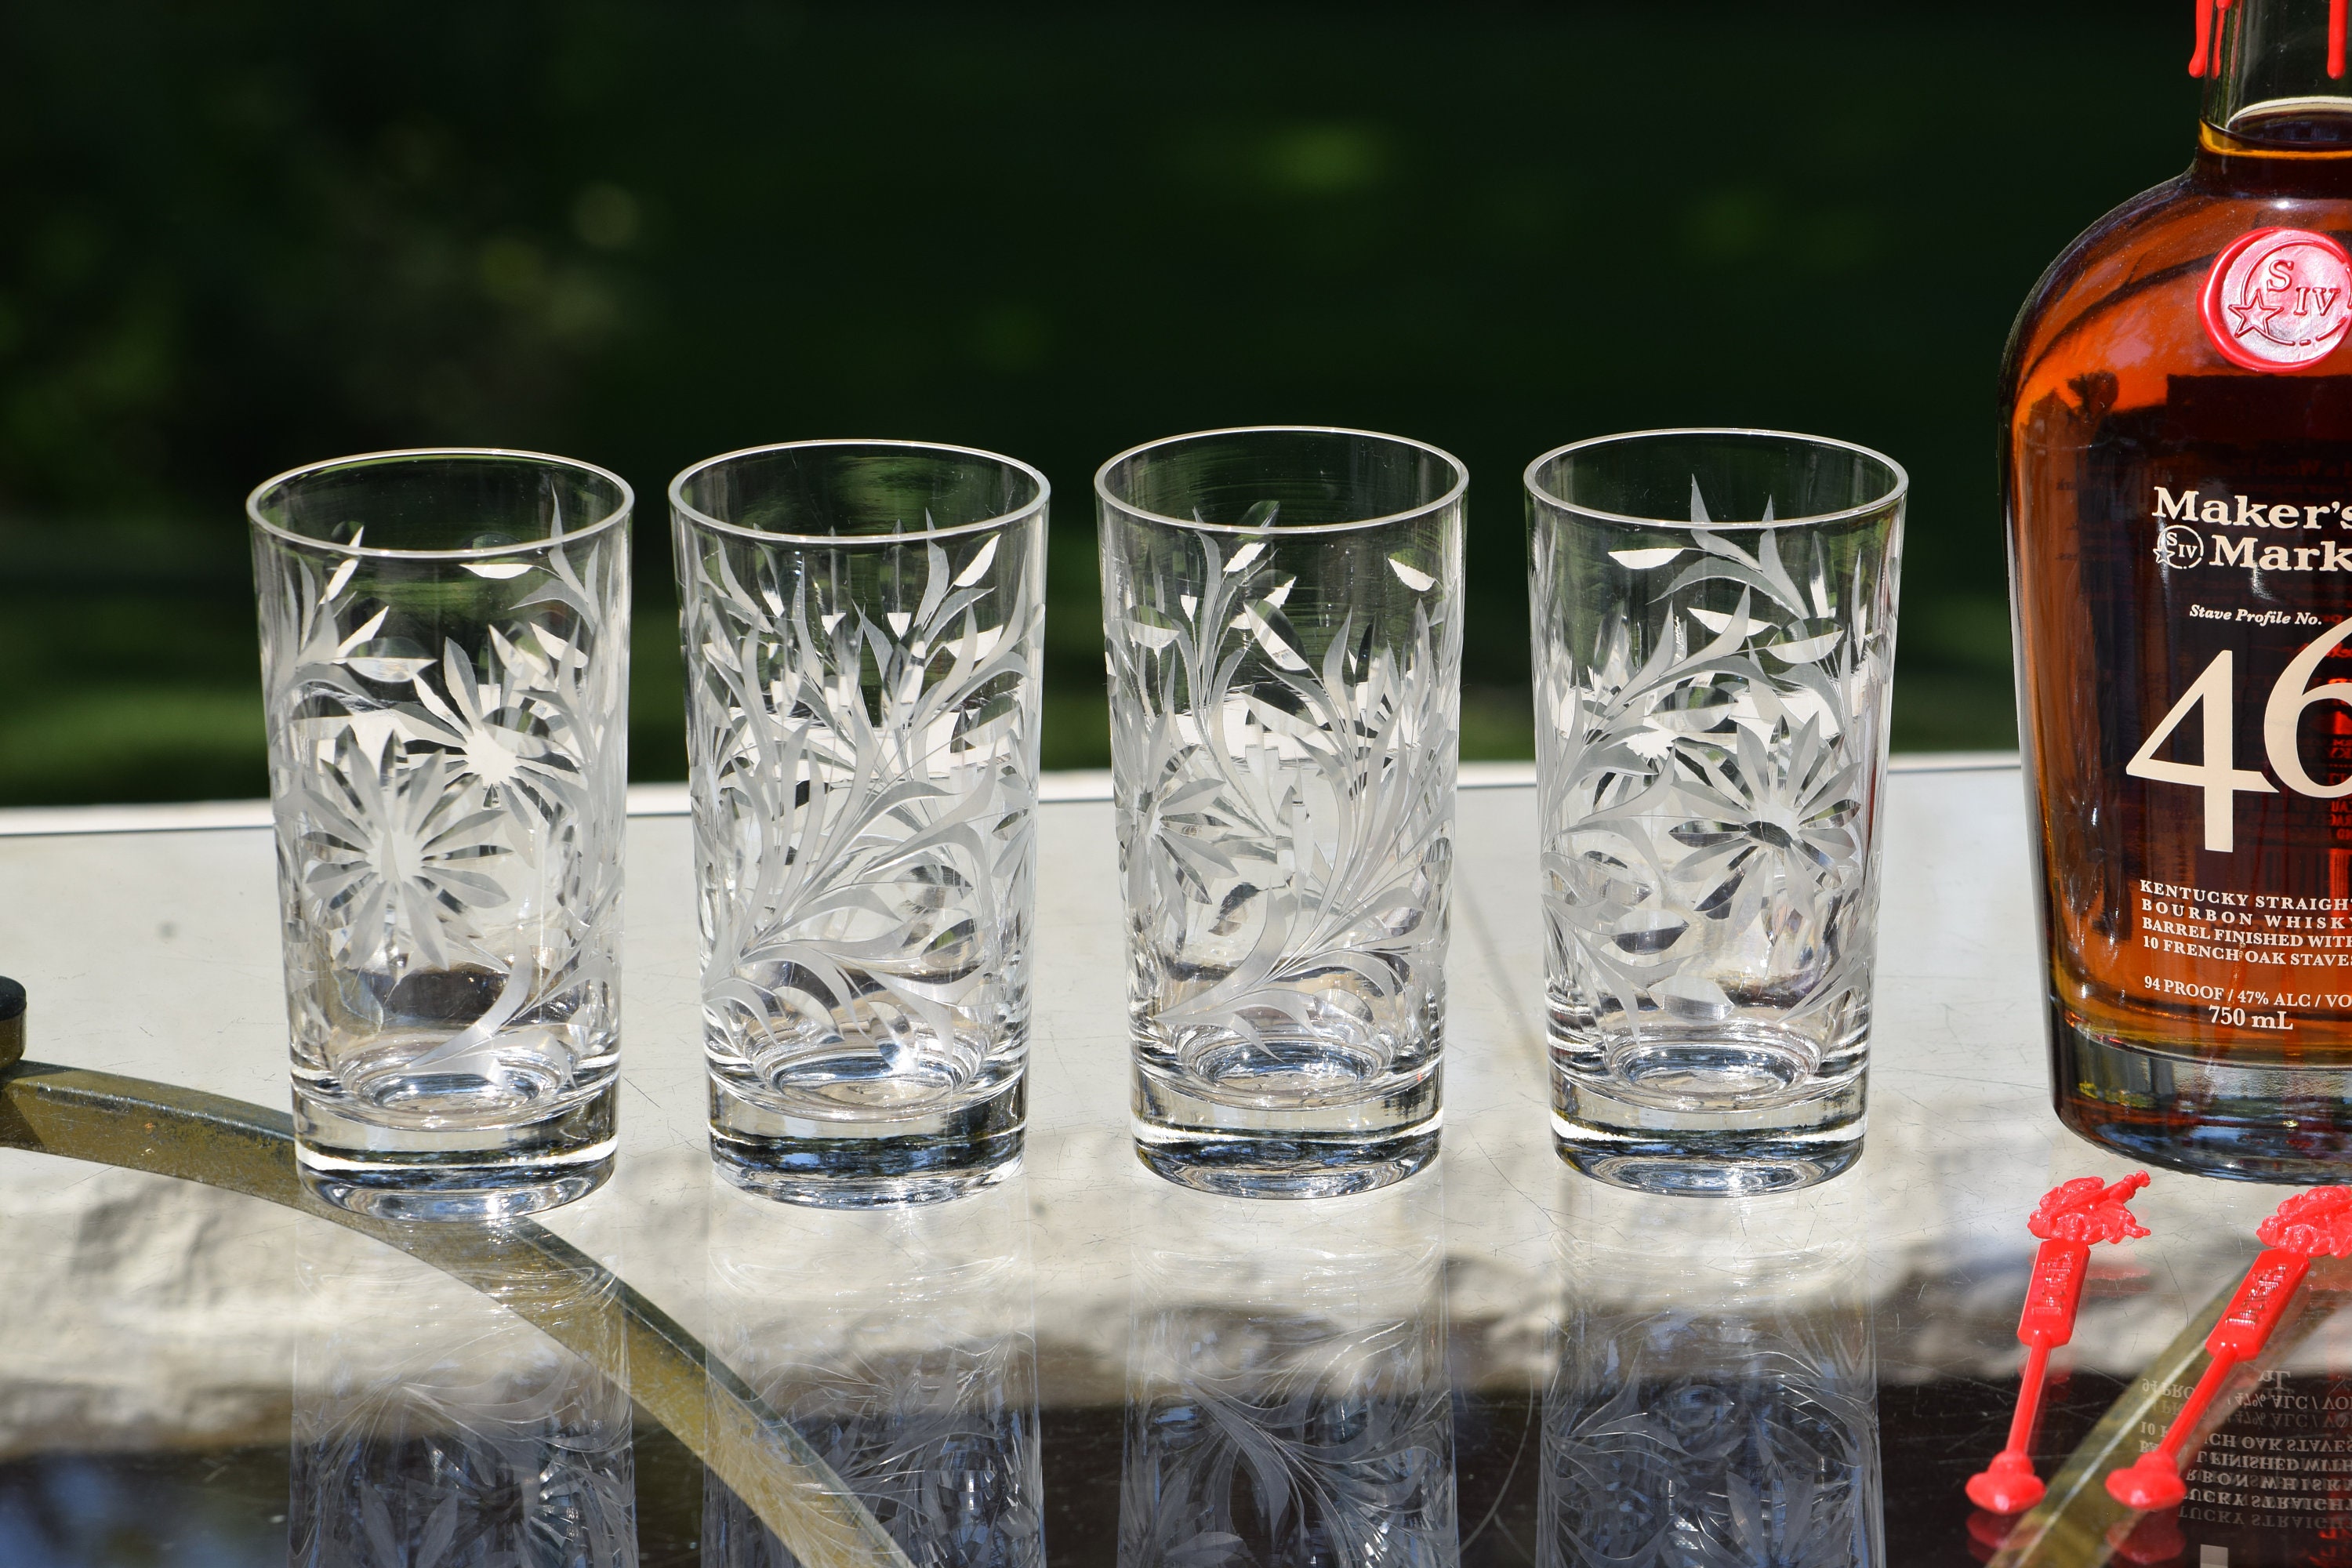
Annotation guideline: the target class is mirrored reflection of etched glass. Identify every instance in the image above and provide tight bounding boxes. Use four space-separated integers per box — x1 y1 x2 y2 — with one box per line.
1540 1178 1882 1568
1121 1167 1457 1568
251 450 634 1221
673 441 1049 1207
1098 427 1467 1200
290 1224 637 1568
1526 430 1906 1196
702 1172 1044 1568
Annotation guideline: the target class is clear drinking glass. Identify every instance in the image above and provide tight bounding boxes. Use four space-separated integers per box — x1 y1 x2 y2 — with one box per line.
1527 429 1904 1196
1098 426 1466 1200
673 441 1047 1207
250 449 632 1221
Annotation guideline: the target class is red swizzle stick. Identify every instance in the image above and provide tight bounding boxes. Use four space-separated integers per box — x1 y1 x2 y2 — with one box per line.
2190 0 2234 78
1966 1173 2153 1515
2106 1186 2352 1510
2190 0 2344 80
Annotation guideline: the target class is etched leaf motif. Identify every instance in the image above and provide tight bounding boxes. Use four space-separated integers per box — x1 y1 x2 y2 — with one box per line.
1105 522 1460 1087
1535 481 1896 1080
1122 1192 1457 1568
705 1184 1044 1568
684 523 1042 1112
1541 1220 1881 1568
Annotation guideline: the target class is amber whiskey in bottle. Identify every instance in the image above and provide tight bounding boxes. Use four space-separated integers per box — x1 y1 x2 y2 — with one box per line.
2006 0 2352 1179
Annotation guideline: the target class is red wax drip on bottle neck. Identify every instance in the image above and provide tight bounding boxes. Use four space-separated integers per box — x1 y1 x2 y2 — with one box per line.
2192 0 2347 81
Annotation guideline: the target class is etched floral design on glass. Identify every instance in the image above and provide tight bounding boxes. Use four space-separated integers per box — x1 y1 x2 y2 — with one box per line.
1539 1178 1882 1567
1099 427 1465 1200
1528 430 1904 1195
291 1223 637 1568
1121 1171 1455 1568
673 441 1047 1205
703 1174 1044 1568
250 449 631 1221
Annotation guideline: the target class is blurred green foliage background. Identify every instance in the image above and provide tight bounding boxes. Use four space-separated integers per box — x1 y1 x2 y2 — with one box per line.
0 1 2191 804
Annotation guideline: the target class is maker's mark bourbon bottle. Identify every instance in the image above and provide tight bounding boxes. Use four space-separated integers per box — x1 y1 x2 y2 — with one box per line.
2007 0 2352 1179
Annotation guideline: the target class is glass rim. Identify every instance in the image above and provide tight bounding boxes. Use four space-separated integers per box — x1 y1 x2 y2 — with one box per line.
1093 424 1469 536
1523 426 1909 531
246 447 634 560
667 437 1051 545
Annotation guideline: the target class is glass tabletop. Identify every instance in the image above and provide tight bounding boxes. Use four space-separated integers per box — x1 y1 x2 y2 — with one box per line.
0 764 2334 1568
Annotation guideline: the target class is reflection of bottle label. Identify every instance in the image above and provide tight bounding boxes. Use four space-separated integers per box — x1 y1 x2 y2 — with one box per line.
2173 1370 2352 1559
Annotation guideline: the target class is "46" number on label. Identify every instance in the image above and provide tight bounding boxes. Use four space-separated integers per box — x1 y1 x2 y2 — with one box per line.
2126 614 2352 851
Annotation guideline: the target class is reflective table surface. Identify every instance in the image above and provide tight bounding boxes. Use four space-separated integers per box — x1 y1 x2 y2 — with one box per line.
0 762 2339 1568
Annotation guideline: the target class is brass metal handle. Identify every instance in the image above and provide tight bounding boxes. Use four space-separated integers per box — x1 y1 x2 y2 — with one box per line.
0 978 23 1069
0 1054 913 1568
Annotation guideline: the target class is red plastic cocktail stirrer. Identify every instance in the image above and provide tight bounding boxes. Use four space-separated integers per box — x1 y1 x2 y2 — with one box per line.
2106 1185 2352 1510
2191 0 2346 81
1965 1173 2153 1514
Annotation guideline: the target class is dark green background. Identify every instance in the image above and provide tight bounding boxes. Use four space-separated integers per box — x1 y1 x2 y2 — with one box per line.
0 2 2194 804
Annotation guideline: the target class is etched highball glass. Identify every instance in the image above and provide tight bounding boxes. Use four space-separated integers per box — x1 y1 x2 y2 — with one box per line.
249 449 632 1221
1529 430 1904 1196
1098 426 1465 1199
673 441 1047 1207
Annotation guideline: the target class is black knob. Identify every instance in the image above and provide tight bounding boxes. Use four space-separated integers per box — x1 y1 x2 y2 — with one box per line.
0 976 22 1069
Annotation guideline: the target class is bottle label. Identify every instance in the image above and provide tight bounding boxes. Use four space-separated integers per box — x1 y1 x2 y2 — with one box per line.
2201 228 2352 373
2118 459 2352 1031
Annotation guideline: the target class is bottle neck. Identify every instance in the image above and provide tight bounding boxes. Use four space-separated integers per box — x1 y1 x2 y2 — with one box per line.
2198 0 2352 148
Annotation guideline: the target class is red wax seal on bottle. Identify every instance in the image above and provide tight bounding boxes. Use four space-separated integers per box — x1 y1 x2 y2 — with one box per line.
2200 227 2352 372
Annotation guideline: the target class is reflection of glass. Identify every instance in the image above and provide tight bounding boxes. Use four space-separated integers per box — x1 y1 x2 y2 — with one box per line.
702 1172 1044 1568
290 1223 637 1568
1527 430 1904 1196
1540 1177 1881 1568
251 449 634 1221
1097 426 1466 1200
673 441 1048 1207
1121 1168 1457 1567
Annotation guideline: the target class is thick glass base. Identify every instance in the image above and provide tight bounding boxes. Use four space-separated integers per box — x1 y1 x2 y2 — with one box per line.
1551 1114 1863 1196
708 1073 1025 1208
294 1083 616 1222
2052 1007 2352 1182
1549 1052 1865 1198
1131 1061 1441 1199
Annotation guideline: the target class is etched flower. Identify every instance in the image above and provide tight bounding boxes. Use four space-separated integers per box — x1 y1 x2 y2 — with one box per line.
296 740 513 971
1665 689 1863 910
405 636 590 830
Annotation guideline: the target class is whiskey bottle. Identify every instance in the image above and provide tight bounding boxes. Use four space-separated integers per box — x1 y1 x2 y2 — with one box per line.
2006 0 2352 1179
